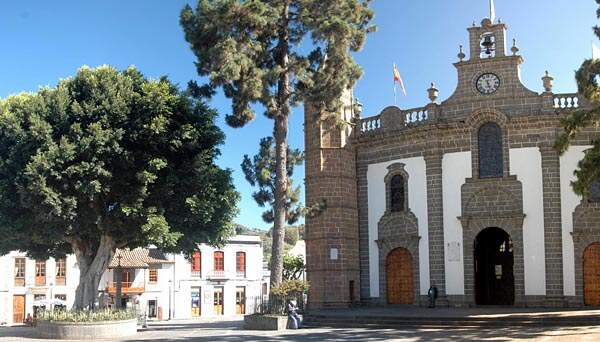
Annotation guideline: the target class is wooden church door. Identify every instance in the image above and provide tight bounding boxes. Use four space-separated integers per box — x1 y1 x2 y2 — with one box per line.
583 242 600 305
386 248 413 304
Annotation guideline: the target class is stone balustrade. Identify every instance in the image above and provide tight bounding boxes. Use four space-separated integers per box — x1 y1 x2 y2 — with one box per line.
359 105 429 135
553 94 580 109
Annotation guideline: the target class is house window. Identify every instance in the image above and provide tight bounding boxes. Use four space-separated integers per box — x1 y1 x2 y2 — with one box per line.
214 251 224 272
478 122 503 178
236 252 246 277
149 269 158 283
14 258 25 287
390 174 405 212
191 251 201 277
35 260 46 286
56 258 66 285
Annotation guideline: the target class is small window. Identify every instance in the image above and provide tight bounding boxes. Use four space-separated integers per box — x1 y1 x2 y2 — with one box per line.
35 260 46 286
191 251 201 272
14 258 25 287
390 174 405 212
56 258 66 285
149 269 158 283
236 252 246 277
214 251 224 272
478 122 503 178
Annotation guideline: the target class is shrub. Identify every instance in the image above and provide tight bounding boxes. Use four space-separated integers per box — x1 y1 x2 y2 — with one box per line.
37 309 137 323
270 279 309 297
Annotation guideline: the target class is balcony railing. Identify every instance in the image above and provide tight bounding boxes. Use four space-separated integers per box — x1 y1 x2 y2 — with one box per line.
191 270 202 278
206 270 230 280
106 282 145 295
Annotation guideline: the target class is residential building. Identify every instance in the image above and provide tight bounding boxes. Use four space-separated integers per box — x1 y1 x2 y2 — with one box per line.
0 235 266 325
0 252 78 325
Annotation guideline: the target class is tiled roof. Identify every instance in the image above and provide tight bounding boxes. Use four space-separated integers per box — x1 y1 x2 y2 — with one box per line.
108 247 170 269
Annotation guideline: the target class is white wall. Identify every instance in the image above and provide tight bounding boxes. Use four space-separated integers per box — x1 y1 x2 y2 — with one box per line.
511 147 546 295
367 156 429 297
442 151 471 295
560 146 588 296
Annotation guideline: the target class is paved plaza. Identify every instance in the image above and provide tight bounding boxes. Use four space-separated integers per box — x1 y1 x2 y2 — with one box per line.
2 314 600 342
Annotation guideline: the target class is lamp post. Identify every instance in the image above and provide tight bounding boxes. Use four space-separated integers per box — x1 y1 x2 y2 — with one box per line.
168 279 172 320
115 254 122 310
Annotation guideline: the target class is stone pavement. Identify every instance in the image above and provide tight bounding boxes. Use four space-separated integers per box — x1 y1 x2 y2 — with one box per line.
2 307 600 341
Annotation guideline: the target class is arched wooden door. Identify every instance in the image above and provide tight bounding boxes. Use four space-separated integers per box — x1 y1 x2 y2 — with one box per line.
386 247 413 304
583 242 600 305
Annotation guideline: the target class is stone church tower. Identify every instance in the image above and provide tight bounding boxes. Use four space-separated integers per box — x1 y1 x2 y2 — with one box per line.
305 12 600 309
304 91 361 308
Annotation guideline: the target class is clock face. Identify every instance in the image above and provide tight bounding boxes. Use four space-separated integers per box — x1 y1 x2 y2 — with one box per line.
476 73 500 94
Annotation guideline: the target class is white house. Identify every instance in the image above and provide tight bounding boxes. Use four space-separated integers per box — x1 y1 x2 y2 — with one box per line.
0 235 267 325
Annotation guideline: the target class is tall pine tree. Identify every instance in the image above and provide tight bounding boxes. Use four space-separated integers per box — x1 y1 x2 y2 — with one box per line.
181 0 375 285
555 0 600 197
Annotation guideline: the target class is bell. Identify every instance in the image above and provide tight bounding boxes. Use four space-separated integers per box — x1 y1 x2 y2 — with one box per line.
481 35 494 55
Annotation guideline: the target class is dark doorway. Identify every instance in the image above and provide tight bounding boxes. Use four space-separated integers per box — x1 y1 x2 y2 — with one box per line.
474 227 514 305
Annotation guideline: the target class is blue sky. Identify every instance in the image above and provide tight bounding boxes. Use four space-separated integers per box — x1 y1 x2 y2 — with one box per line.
0 1 597 230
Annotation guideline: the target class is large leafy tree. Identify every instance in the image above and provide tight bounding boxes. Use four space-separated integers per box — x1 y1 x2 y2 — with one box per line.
0 65 239 309
181 0 374 285
555 0 600 197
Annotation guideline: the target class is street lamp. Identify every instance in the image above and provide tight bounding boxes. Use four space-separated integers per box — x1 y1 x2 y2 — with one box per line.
168 279 172 320
115 254 122 310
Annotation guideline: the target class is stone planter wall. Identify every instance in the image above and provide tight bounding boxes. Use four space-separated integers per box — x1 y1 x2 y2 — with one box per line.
244 314 289 330
37 318 137 340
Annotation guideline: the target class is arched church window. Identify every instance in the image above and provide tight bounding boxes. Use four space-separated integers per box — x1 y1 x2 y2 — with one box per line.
478 122 503 178
390 174 405 212
590 179 600 202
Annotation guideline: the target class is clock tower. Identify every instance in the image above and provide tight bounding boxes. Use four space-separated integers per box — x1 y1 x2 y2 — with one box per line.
444 17 537 108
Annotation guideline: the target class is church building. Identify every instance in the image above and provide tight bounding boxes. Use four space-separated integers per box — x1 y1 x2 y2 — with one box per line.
305 14 600 308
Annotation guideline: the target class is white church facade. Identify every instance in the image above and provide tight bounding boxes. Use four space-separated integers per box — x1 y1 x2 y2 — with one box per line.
305 14 600 308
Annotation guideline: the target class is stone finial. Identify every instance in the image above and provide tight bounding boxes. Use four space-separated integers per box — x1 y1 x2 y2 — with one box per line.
542 70 554 93
458 45 466 61
427 82 439 103
511 38 519 56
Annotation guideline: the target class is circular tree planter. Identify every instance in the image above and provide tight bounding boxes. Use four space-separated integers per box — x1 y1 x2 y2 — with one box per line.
37 318 137 340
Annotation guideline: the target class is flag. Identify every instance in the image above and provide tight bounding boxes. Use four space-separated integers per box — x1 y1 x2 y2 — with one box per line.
393 63 406 97
593 42 600 60
490 0 495 23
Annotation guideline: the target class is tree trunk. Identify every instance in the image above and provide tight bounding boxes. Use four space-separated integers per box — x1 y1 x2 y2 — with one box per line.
270 1 290 287
71 234 115 310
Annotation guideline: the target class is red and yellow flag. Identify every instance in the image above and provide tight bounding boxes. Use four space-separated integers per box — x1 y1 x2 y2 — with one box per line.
393 63 406 96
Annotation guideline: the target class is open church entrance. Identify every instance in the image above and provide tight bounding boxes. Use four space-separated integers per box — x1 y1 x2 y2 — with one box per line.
386 247 413 304
474 227 514 305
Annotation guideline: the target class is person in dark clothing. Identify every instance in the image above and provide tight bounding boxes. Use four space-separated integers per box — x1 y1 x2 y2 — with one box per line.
428 284 438 308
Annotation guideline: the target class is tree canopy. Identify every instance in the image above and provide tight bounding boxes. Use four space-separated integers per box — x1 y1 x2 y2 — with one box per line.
242 136 304 224
555 0 600 197
181 0 375 285
0 65 239 309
